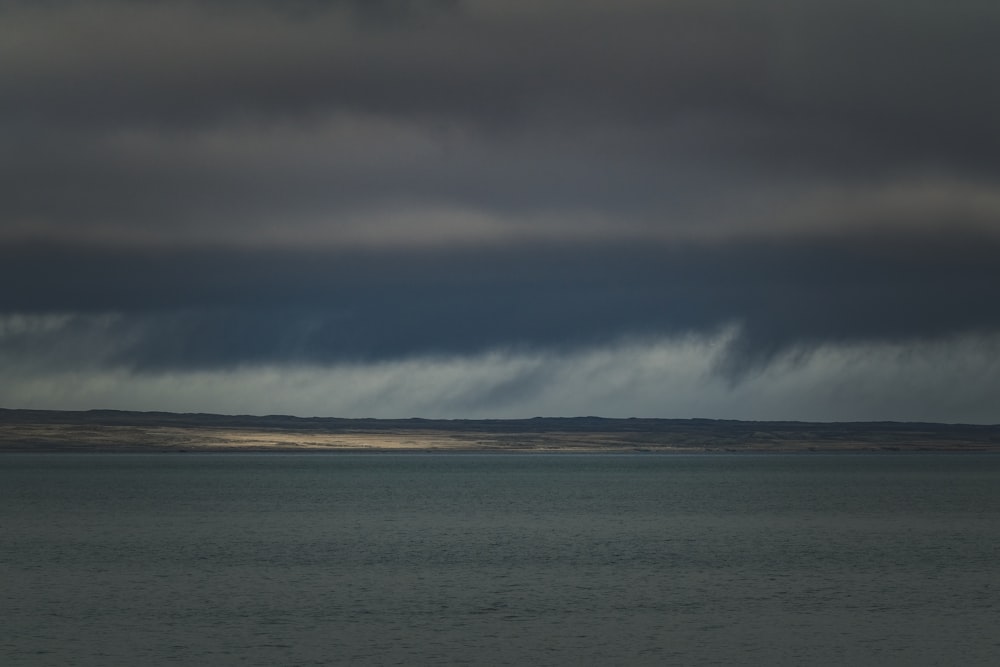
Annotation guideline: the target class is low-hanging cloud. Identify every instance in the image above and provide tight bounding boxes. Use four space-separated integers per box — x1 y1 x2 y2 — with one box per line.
3 230 999 376
5 331 1000 423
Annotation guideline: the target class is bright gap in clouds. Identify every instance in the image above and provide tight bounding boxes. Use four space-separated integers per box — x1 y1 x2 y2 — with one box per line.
4 329 1000 424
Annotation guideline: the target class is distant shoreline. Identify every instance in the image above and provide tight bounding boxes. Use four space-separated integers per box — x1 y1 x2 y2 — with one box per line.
3 408 999 454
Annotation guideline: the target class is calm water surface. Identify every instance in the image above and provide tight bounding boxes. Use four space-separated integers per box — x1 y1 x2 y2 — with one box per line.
1 453 998 666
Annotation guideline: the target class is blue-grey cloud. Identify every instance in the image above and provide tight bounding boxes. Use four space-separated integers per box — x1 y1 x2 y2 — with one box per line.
3 230 999 375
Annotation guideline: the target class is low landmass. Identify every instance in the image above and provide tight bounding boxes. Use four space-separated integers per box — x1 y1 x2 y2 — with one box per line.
1 408 999 453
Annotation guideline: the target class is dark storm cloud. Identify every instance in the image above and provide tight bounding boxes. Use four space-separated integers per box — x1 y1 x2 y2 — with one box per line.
3 230 999 373
1 121 761 241
4 0 1000 394
1 0 753 127
3 0 1000 239
4 0 1000 166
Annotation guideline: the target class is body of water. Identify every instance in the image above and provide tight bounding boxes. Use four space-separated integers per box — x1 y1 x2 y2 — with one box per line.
1 453 998 665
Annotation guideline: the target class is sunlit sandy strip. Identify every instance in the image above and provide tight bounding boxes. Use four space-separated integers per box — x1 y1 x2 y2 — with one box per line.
0 424 696 452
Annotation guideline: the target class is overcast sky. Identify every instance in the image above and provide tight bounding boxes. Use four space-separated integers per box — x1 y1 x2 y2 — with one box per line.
3 0 1000 421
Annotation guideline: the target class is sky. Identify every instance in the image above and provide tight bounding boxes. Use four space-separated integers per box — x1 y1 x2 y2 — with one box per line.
3 0 1000 422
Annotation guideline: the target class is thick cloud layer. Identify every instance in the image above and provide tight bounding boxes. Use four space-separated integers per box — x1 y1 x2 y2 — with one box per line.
3 231 998 375
5 0 1000 241
2 0 999 418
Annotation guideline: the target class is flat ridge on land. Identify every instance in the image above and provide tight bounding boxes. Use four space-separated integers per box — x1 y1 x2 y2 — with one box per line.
1 408 999 453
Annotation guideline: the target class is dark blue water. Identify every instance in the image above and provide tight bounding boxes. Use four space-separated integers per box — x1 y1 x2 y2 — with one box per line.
2 454 998 665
